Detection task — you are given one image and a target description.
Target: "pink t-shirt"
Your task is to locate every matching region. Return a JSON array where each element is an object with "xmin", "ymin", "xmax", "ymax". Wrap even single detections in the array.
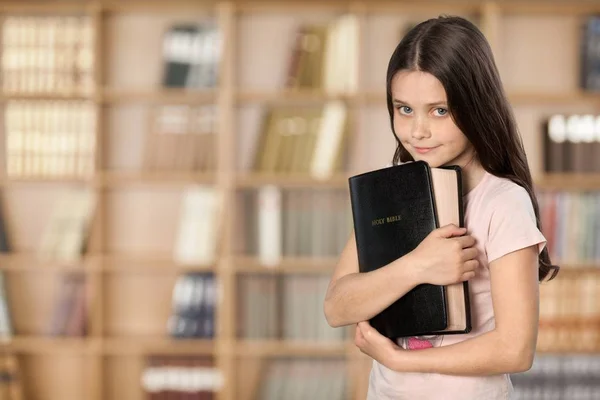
[{"xmin": 367, "ymin": 170, "xmax": 547, "ymax": 400}]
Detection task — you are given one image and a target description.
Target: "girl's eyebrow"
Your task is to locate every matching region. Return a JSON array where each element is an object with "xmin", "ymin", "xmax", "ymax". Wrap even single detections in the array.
[{"xmin": 392, "ymin": 98, "xmax": 448, "ymax": 107}]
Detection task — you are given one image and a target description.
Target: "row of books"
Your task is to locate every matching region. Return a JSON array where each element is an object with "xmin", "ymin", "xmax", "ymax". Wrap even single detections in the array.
[
  {"xmin": 538, "ymin": 273, "xmax": 599, "ymax": 353},
  {"xmin": 543, "ymin": 114, "xmax": 600, "ymax": 173},
  {"xmin": 581, "ymin": 16, "xmax": 600, "ymax": 92},
  {"xmin": 142, "ymin": 355, "xmax": 220, "ymax": 400},
  {"xmin": 0, "ymin": 354, "xmax": 22, "ymax": 400},
  {"xmin": 145, "ymin": 105, "xmax": 217, "ymax": 172},
  {"xmin": 512, "ymin": 354, "xmax": 600, "ymax": 400},
  {"xmin": 286, "ymin": 15, "xmax": 358, "ymax": 94},
  {"xmin": 237, "ymin": 274, "xmax": 347, "ymax": 341},
  {"xmin": 4, "ymin": 100, "xmax": 97, "ymax": 179},
  {"xmin": 0, "ymin": 272, "xmax": 87, "ymax": 340},
  {"xmin": 168, "ymin": 273, "xmax": 217, "ymax": 339},
  {"xmin": 0, "ymin": 185, "xmax": 219, "ymax": 266},
  {"xmin": 538, "ymin": 191, "xmax": 600, "ymax": 264},
  {"xmin": 162, "ymin": 23, "xmax": 221, "ymax": 89},
  {"xmin": 257, "ymin": 358, "xmax": 346, "ymax": 400},
  {"xmin": 46, "ymin": 272, "xmax": 87, "ymax": 337},
  {"xmin": 1, "ymin": 16, "xmax": 94, "ymax": 95},
  {"xmin": 241, "ymin": 187, "xmax": 352, "ymax": 265},
  {"xmin": 252, "ymin": 102, "xmax": 348, "ymax": 179}
]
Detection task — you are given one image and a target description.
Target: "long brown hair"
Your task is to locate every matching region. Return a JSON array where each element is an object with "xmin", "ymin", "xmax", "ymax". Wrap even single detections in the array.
[{"xmin": 386, "ymin": 15, "xmax": 558, "ymax": 282}]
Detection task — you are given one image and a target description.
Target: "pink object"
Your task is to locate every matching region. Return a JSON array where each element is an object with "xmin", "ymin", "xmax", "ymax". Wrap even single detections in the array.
[{"xmin": 407, "ymin": 337, "xmax": 433, "ymax": 350}]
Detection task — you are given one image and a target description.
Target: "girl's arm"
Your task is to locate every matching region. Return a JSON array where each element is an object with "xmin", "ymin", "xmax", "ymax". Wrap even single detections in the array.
[
  {"xmin": 324, "ymin": 233, "xmax": 421, "ymax": 327},
  {"xmin": 325, "ymin": 224, "xmax": 478, "ymax": 327},
  {"xmin": 360, "ymin": 244, "xmax": 539, "ymax": 375}
]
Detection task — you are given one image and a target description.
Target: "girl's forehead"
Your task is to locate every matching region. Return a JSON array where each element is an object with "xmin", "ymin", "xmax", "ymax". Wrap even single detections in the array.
[{"xmin": 391, "ymin": 71, "xmax": 447, "ymax": 103}]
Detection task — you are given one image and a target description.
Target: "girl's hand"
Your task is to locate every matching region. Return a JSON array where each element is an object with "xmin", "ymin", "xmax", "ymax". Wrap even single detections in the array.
[
  {"xmin": 406, "ymin": 224, "xmax": 479, "ymax": 285},
  {"xmin": 355, "ymin": 321, "xmax": 403, "ymax": 370}
]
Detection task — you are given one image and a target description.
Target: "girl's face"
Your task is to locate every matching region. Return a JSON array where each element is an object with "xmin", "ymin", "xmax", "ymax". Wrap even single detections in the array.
[{"xmin": 391, "ymin": 70, "xmax": 475, "ymax": 168}]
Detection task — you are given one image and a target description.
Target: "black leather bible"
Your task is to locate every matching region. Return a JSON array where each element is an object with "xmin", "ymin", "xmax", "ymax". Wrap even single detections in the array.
[{"xmin": 348, "ymin": 160, "xmax": 471, "ymax": 339}]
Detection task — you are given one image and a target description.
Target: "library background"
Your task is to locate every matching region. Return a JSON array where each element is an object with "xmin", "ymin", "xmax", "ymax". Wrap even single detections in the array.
[{"xmin": 0, "ymin": 0, "xmax": 597, "ymax": 399}]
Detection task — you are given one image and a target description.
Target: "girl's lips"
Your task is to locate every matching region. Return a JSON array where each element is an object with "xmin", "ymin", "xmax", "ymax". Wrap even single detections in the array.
[{"xmin": 413, "ymin": 146, "xmax": 438, "ymax": 154}]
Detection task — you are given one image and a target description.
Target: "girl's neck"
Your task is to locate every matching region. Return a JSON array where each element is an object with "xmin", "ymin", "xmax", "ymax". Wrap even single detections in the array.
[{"xmin": 458, "ymin": 153, "xmax": 486, "ymax": 196}]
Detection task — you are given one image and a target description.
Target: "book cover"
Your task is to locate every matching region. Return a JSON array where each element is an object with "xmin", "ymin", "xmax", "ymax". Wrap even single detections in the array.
[{"xmin": 348, "ymin": 160, "xmax": 471, "ymax": 338}]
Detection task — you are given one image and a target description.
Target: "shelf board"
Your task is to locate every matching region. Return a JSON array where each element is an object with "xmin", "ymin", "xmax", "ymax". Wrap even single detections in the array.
[
  {"xmin": 553, "ymin": 264, "xmax": 600, "ymax": 274},
  {"xmin": 101, "ymin": 88, "xmax": 217, "ymax": 104},
  {"xmin": 0, "ymin": 336, "xmax": 100, "ymax": 354},
  {"xmin": 0, "ymin": 176, "xmax": 99, "ymax": 187},
  {"xmin": 101, "ymin": 254, "xmax": 215, "ymax": 273},
  {"xmin": 0, "ymin": 92, "xmax": 99, "ymax": 102},
  {"xmin": 236, "ymin": 173, "xmax": 349, "ymax": 189},
  {"xmin": 101, "ymin": 0, "xmax": 216, "ymax": 13},
  {"xmin": 0, "ymin": 253, "xmax": 102, "ymax": 273},
  {"xmin": 235, "ymin": 340, "xmax": 349, "ymax": 357},
  {"xmin": 237, "ymin": 89, "xmax": 355, "ymax": 104},
  {"xmin": 534, "ymin": 174, "xmax": 600, "ymax": 191},
  {"xmin": 234, "ymin": 256, "xmax": 337, "ymax": 274},
  {"xmin": 100, "ymin": 171, "xmax": 216, "ymax": 187},
  {"xmin": 0, "ymin": 2, "xmax": 98, "ymax": 13},
  {"xmin": 102, "ymin": 337, "xmax": 215, "ymax": 355}
]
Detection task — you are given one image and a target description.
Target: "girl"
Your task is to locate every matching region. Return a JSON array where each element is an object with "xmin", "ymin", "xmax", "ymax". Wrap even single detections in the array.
[{"xmin": 324, "ymin": 15, "xmax": 559, "ymax": 399}]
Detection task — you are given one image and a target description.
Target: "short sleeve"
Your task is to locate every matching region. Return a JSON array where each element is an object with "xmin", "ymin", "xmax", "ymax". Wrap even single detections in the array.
[{"xmin": 485, "ymin": 187, "xmax": 547, "ymax": 264}]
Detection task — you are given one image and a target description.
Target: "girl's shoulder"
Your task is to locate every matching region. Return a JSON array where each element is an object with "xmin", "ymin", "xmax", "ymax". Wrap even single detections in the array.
[
  {"xmin": 476, "ymin": 173, "xmax": 537, "ymax": 223},
  {"xmin": 481, "ymin": 173, "xmax": 531, "ymax": 205}
]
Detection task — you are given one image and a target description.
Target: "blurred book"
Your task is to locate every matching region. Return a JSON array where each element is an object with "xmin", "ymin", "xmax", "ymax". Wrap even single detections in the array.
[
  {"xmin": 46, "ymin": 272, "xmax": 87, "ymax": 337},
  {"xmin": 142, "ymin": 355, "xmax": 222, "ymax": 399},
  {"xmin": 241, "ymin": 188, "xmax": 352, "ymax": 260},
  {"xmin": 1, "ymin": 16, "xmax": 94, "ymax": 95},
  {"xmin": 161, "ymin": 23, "xmax": 221, "ymax": 89},
  {"xmin": 237, "ymin": 274, "xmax": 348, "ymax": 342},
  {"xmin": 256, "ymin": 358, "xmax": 346, "ymax": 400},
  {"xmin": 167, "ymin": 272, "xmax": 217, "ymax": 339},
  {"xmin": 5, "ymin": 100, "xmax": 97, "ymax": 179},
  {"xmin": 0, "ymin": 353, "xmax": 23, "ymax": 400},
  {"xmin": 252, "ymin": 102, "xmax": 348, "ymax": 179},
  {"xmin": 173, "ymin": 185, "xmax": 222, "ymax": 266},
  {"xmin": 38, "ymin": 188, "xmax": 96, "ymax": 263},
  {"xmin": 511, "ymin": 354, "xmax": 600, "ymax": 400},
  {"xmin": 543, "ymin": 114, "xmax": 600, "ymax": 173},
  {"xmin": 144, "ymin": 104, "xmax": 217, "ymax": 172},
  {"xmin": 286, "ymin": 15, "xmax": 358, "ymax": 94}
]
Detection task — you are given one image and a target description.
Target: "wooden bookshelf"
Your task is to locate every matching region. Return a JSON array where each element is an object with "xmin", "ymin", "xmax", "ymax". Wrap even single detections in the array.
[{"xmin": 0, "ymin": 1, "xmax": 598, "ymax": 400}]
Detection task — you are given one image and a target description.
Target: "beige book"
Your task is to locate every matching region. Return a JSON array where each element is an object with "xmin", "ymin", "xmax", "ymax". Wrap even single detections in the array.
[{"xmin": 429, "ymin": 168, "xmax": 469, "ymax": 333}]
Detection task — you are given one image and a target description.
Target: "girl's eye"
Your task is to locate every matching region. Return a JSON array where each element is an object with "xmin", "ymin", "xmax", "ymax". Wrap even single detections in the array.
[
  {"xmin": 434, "ymin": 108, "xmax": 448, "ymax": 116},
  {"xmin": 398, "ymin": 106, "xmax": 412, "ymax": 115}
]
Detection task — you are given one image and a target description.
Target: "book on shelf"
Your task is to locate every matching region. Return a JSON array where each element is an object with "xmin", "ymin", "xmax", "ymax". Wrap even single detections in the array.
[
  {"xmin": 173, "ymin": 185, "xmax": 222, "ymax": 266},
  {"xmin": 144, "ymin": 104, "xmax": 217, "ymax": 172},
  {"xmin": 161, "ymin": 22, "xmax": 221, "ymax": 89},
  {"xmin": 242, "ymin": 188, "xmax": 352, "ymax": 261},
  {"xmin": 256, "ymin": 358, "xmax": 346, "ymax": 400},
  {"xmin": 252, "ymin": 102, "xmax": 348, "ymax": 179},
  {"xmin": 511, "ymin": 354, "xmax": 600, "ymax": 400},
  {"xmin": 1, "ymin": 15, "xmax": 94, "ymax": 95},
  {"xmin": 285, "ymin": 14, "xmax": 358, "ymax": 94},
  {"xmin": 0, "ymin": 271, "xmax": 13, "ymax": 341},
  {"xmin": 543, "ymin": 114, "xmax": 600, "ymax": 173},
  {"xmin": 237, "ymin": 274, "xmax": 347, "ymax": 342},
  {"xmin": 46, "ymin": 272, "xmax": 87, "ymax": 337},
  {"xmin": 581, "ymin": 16, "xmax": 600, "ymax": 92},
  {"xmin": 4, "ymin": 100, "xmax": 97, "ymax": 179},
  {"xmin": 348, "ymin": 161, "xmax": 471, "ymax": 338},
  {"xmin": 142, "ymin": 355, "xmax": 221, "ymax": 400},
  {"xmin": 537, "ymin": 272, "xmax": 599, "ymax": 353},
  {"xmin": 538, "ymin": 190, "xmax": 600, "ymax": 264},
  {"xmin": 38, "ymin": 188, "xmax": 97, "ymax": 263},
  {"xmin": 0, "ymin": 353, "xmax": 23, "ymax": 400},
  {"xmin": 167, "ymin": 272, "xmax": 217, "ymax": 339}
]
